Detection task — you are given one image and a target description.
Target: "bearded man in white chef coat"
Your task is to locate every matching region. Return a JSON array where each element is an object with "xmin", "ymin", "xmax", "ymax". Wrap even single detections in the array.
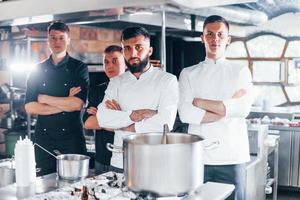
[
  {"xmin": 178, "ymin": 15, "xmax": 253, "ymax": 200},
  {"xmin": 96, "ymin": 26, "xmax": 179, "ymax": 172}
]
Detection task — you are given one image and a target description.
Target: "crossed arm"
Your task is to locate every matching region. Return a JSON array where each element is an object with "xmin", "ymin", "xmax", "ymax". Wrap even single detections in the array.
[
  {"xmin": 85, "ymin": 99, "xmax": 157, "ymax": 132},
  {"xmin": 25, "ymin": 87, "xmax": 84, "ymax": 115},
  {"xmin": 192, "ymin": 89, "xmax": 246, "ymax": 123}
]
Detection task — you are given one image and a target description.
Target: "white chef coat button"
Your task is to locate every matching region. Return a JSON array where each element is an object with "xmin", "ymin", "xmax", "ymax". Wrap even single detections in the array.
[
  {"xmin": 43, "ymin": 128, "xmax": 47, "ymax": 131},
  {"xmin": 62, "ymin": 112, "xmax": 65, "ymax": 115},
  {"xmin": 43, "ymin": 83, "xmax": 46, "ymax": 86},
  {"xmin": 64, "ymin": 83, "xmax": 67, "ymax": 86},
  {"xmin": 62, "ymin": 128, "xmax": 66, "ymax": 131}
]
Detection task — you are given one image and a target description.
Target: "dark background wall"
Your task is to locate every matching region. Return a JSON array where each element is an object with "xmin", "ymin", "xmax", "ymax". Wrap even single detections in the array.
[
  {"xmin": 89, "ymin": 34, "xmax": 206, "ymax": 87},
  {"xmin": 166, "ymin": 37, "xmax": 205, "ymax": 78}
]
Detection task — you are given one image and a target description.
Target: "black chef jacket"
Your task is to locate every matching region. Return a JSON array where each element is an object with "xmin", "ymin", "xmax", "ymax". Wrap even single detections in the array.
[
  {"xmin": 25, "ymin": 54, "xmax": 89, "ymax": 176},
  {"xmin": 83, "ymin": 82, "xmax": 114, "ymax": 166}
]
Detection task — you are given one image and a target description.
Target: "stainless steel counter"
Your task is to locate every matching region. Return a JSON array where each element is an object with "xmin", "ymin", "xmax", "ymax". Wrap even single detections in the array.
[
  {"xmin": 0, "ymin": 173, "xmax": 77, "ymax": 199},
  {"xmin": 0, "ymin": 172, "xmax": 234, "ymax": 200}
]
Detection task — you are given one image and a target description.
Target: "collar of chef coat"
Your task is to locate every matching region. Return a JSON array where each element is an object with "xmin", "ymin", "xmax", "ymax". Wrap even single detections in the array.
[
  {"xmin": 46, "ymin": 53, "xmax": 70, "ymax": 68},
  {"xmin": 203, "ymin": 56, "xmax": 226, "ymax": 65},
  {"xmin": 128, "ymin": 64, "xmax": 154, "ymax": 80}
]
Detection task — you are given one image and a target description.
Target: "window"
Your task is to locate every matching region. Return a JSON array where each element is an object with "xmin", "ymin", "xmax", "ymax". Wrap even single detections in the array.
[
  {"xmin": 247, "ymin": 35, "xmax": 285, "ymax": 57},
  {"xmin": 252, "ymin": 61, "xmax": 282, "ymax": 82},
  {"xmin": 288, "ymin": 60, "xmax": 300, "ymax": 84},
  {"xmin": 285, "ymin": 41, "xmax": 300, "ymax": 57},
  {"xmin": 226, "ymin": 34, "xmax": 300, "ymax": 107}
]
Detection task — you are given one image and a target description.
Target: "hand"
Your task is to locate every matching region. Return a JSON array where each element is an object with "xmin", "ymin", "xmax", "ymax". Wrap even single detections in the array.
[
  {"xmin": 105, "ymin": 99, "xmax": 121, "ymax": 110},
  {"xmin": 138, "ymin": 109, "xmax": 157, "ymax": 118},
  {"xmin": 69, "ymin": 87, "xmax": 81, "ymax": 96},
  {"xmin": 129, "ymin": 109, "xmax": 157, "ymax": 122},
  {"xmin": 192, "ymin": 98, "xmax": 202, "ymax": 108},
  {"xmin": 87, "ymin": 107, "xmax": 97, "ymax": 115},
  {"xmin": 121, "ymin": 124, "xmax": 136, "ymax": 132},
  {"xmin": 232, "ymin": 89, "xmax": 246, "ymax": 98}
]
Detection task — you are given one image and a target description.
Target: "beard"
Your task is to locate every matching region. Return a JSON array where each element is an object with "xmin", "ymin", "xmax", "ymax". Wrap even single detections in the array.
[{"xmin": 125, "ymin": 56, "xmax": 149, "ymax": 74}]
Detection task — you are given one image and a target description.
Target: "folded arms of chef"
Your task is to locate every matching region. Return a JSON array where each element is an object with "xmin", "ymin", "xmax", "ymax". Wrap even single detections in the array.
[
  {"xmin": 134, "ymin": 77, "xmax": 178, "ymax": 133},
  {"xmin": 25, "ymin": 65, "xmax": 89, "ymax": 115},
  {"xmin": 178, "ymin": 67, "xmax": 253, "ymax": 124},
  {"xmin": 97, "ymin": 76, "xmax": 179, "ymax": 133},
  {"xmin": 222, "ymin": 67, "xmax": 254, "ymax": 118}
]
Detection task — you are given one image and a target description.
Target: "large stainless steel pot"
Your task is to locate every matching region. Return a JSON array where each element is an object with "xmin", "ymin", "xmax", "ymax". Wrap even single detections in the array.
[
  {"xmin": 108, "ymin": 133, "xmax": 213, "ymax": 196},
  {"xmin": 0, "ymin": 158, "xmax": 15, "ymax": 187},
  {"xmin": 34, "ymin": 144, "xmax": 90, "ymax": 180}
]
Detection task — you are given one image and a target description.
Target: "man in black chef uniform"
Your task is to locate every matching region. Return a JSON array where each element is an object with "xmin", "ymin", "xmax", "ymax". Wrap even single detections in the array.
[
  {"xmin": 83, "ymin": 45, "xmax": 126, "ymax": 174},
  {"xmin": 25, "ymin": 21, "xmax": 89, "ymax": 176}
]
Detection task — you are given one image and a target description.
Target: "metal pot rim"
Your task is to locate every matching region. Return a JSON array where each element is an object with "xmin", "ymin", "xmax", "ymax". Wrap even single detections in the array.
[
  {"xmin": 56, "ymin": 154, "xmax": 90, "ymax": 161},
  {"xmin": 123, "ymin": 132, "xmax": 204, "ymax": 146}
]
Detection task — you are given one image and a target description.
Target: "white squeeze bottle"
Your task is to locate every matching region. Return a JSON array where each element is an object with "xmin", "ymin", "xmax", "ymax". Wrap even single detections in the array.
[{"xmin": 15, "ymin": 136, "xmax": 36, "ymax": 187}]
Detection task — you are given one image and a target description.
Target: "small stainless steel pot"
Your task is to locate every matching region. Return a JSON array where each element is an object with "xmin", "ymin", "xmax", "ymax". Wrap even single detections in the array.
[
  {"xmin": 34, "ymin": 144, "xmax": 90, "ymax": 180},
  {"xmin": 56, "ymin": 154, "xmax": 90, "ymax": 180},
  {"xmin": 0, "ymin": 158, "xmax": 15, "ymax": 187},
  {"xmin": 107, "ymin": 133, "xmax": 217, "ymax": 196}
]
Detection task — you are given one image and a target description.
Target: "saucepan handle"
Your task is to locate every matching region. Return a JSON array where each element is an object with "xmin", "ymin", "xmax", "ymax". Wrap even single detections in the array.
[
  {"xmin": 34, "ymin": 143, "xmax": 57, "ymax": 158},
  {"xmin": 106, "ymin": 143, "xmax": 123, "ymax": 153},
  {"xmin": 203, "ymin": 140, "xmax": 220, "ymax": 150}
]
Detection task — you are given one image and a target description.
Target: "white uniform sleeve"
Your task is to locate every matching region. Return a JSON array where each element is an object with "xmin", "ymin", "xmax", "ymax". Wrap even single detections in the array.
[
  {"xmin": 135, "ymin": 75, "xmax": 179, "ymax": 133},
  {"xmin": 223, "ymin": 67, "xmax": 254, "ymax": 118},
  {"xmin": 178, "ymin": 69, "xmax": 206, "ymax": 124},
  {"xmin": 97, "ymin": 78, "xmax": 134, "ymax": 129}
]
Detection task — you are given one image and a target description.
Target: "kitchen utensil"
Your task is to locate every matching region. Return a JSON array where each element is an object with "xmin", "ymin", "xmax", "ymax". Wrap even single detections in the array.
[
  {"xmin": 0, "ymin": 158, "xmax": 15, "ymax": 187},
  {"xmin": 107, "ymin": 132, "xmax": 216, "ymax": 196},
  {"xmin": 161, "ymin": 124, "xmax": 169, "ymax": 144},
  {"xmin": 34, "ymin": 143, "xmax": 90, "ymax": 180}
]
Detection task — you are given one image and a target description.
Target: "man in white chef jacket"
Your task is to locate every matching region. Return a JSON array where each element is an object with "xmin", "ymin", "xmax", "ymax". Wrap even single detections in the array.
[
  {"xmin": 97, "ymin": 26, "xmax": 179, "ymax": 172},
  {"xmin": 178, "ymin": 15, "xmax": 253, "ymax": 200}
]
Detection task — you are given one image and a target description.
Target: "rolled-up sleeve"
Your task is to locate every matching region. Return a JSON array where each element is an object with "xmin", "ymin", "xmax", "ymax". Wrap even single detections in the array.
[
  {"xmin": 97, "ymin": 79, "xmax": 134, "ymax": 129},
  {"xmin": 178, "ymin": 69, "xmax": 206, "ymax": 125},
  {"xmin": 135, "ymin": 76, "xmax": 179, "ymax": 133},
  {"xmin": 223, "ymin": 67, "xmax": 254, "ymax": 118}
]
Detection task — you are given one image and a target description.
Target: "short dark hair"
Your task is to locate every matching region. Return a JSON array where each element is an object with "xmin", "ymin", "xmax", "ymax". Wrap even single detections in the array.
[
  {"xmin": 203, "ymin": 15, "xmax": 229, "ymax": 31},
  {"xmin": 121, "ymin": 26, "xmax": 150, "ymax": 41},
  {"xmin": 104, "ymin": 45, "xmax": 122, "ymax": 54},
  {"xmin": 48, "ymin": 21, "xmax": 70, "ymax": 34}
]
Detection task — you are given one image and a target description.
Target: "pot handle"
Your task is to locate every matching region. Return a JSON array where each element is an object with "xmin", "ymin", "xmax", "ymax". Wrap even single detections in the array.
[
  {"xmin": 106, "ymin": 143, "xmax": 123, "ymax": 153},
  {"xmin": 204, "ymin": 140, "xmax": 220, "ymax": 150},
  {"xmin": 34, "ymin": 143, "xmax": 57, "ymax": 159}
]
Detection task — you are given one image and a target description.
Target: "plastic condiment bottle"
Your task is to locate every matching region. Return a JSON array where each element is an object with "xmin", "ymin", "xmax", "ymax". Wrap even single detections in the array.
[{"xmin": 15, "ymin": 136, "xmax": 36, "ymax": 187}]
